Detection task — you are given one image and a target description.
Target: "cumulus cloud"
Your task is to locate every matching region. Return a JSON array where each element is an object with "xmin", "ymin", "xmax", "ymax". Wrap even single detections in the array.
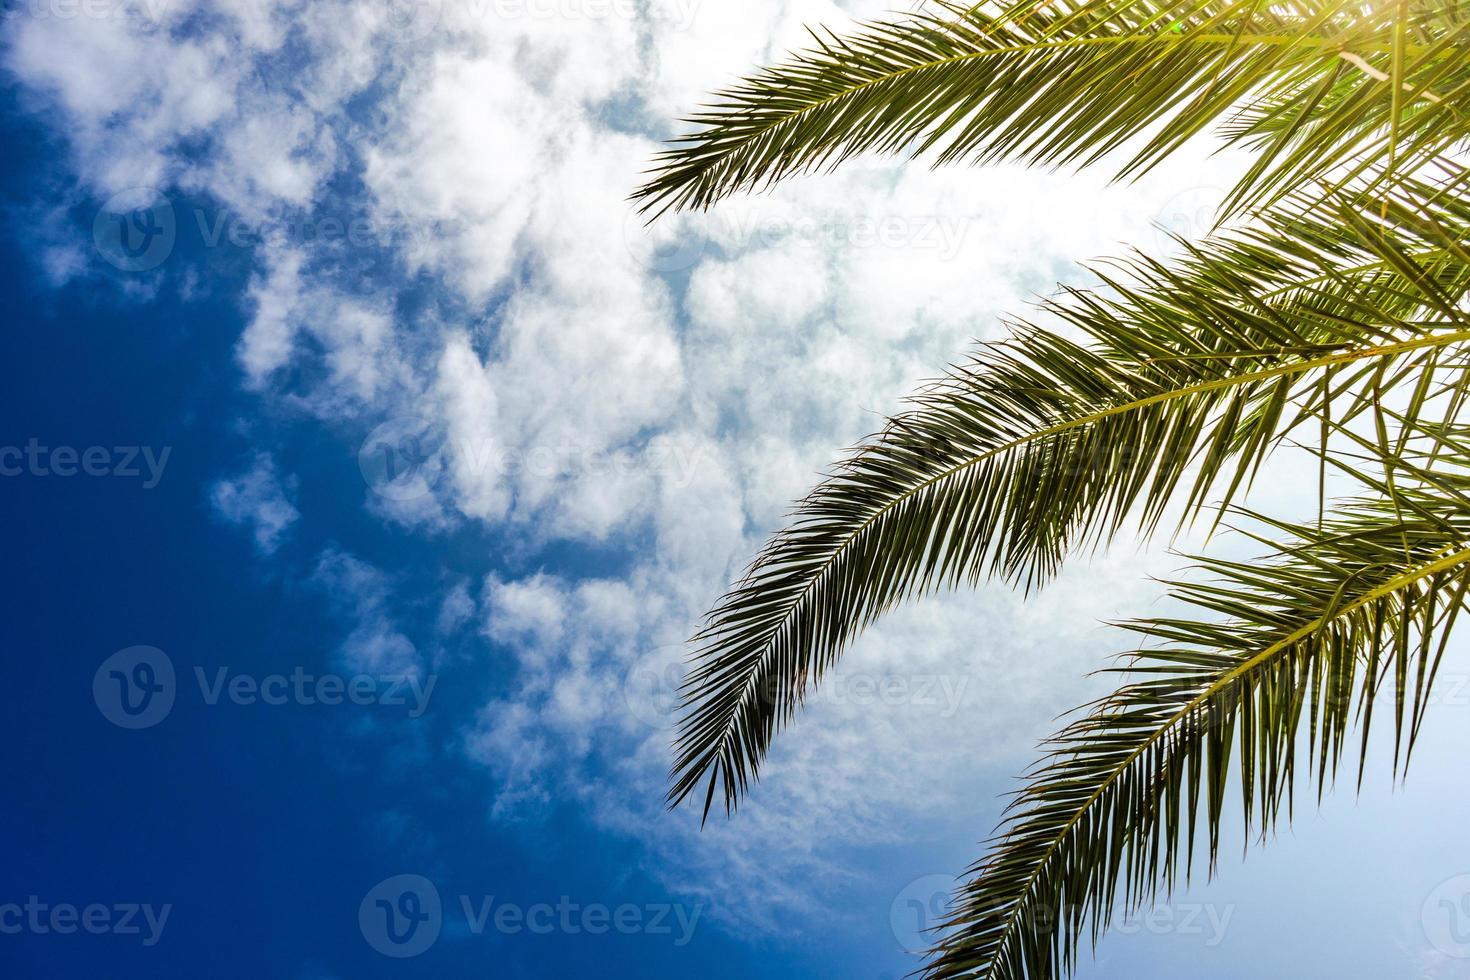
[{"xmin": 6, "ymin": 0, "xmax": 1266, "ymax": 938}]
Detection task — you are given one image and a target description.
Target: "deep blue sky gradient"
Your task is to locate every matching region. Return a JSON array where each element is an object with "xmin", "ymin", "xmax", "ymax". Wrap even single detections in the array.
[{"xmin": 4, "ymin": 35, "xmax": 1470, "ymax": 980}]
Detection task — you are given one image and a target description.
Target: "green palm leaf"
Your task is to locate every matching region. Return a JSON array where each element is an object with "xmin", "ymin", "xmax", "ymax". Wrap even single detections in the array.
[
  {"xmin": 633, "ymin": 0, "xmax": 1470, "ymax": 218},
  {"xmin": 671, "ymin": 179, "xmax": 1470, "ymax": 820},
  {"xmin": 926, "ymin": 439, "xmax": 1470, "ymax": 979}
]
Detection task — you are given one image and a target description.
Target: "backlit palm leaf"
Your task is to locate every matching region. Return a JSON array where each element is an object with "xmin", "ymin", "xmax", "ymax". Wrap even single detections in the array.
[
  {"xmin": 644, "ymin": 1, "xmax": 1470, "ymax": 977},
  {"xmin": 633, "ymin": 0, "xmax": 1470, "ymax": 218},
  {"xmin": 926, "ymin": 439, "xmax": 1470, "ymax": 978},
  {"xmin": 671, "ymin": 179, "xmax": 1470, "ymax": 820}
]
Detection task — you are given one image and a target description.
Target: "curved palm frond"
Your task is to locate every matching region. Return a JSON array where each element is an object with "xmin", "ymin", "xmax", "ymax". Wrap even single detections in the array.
[
  {"xmin": 633, "ymin": 0, "xmax": 1470, "ymax": 218},
  {"xmin": 671, "ymin": 179, "xmax": 1470, "ymax": 820},
  {"xmin": 926, "ymin": 436, "xmax": 1470, "ymax": 979}
]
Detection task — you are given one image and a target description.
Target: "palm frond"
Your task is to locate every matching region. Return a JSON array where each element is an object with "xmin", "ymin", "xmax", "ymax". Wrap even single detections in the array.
[
  {"xmin": 926, "ymin": 440, "xmax": 1470, "ymax": 979},
  {"xmin": 670, "ymin": 180, "xmax": 1470, "ymax": 820},
  {"xmin": 633, "ymin": 0, "xmax": 1470, "ymax": 218}
]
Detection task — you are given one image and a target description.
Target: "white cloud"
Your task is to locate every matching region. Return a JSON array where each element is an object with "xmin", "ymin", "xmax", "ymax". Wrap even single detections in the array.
[
  {"xmin": 7, "ymin": 0, "xmax": 1279, "ymax": 942},
  {"xmin": 312, "ymin": 547, "xmax": 423, "ymax": 679},
  {"xmin": 363, "ymin": 50, "xmax": 543, "ymax": 302},
  {"xmin": 433, "ymin": 331, "xmax": 510, "ymax": 523},
  {"xmin": 238, "ymin": 246, "xmax": 417, "ymax": 417},
  {"xmin": 434, "ymin": 579, "xmax": 476, "ymax": 635},
  {"xmin": 210, "ymin": 451, "xmax": 300, "ymax": 554}
]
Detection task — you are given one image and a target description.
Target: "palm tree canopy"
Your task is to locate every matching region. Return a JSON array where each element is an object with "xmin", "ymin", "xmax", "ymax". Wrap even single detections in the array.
[
  {"xmin": 671, "ymin": 178, "xmax": 1470, "ymax": 823},
  {"xmin": 930, "ymin": 438, "xmax": 1470, "ymax": 979},
  {"xmin": 638, "ymin": 2, "xmax": 1470, "ymax": 978}
]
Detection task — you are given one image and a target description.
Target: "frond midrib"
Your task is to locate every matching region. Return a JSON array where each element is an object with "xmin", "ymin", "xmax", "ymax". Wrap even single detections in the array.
[
  {"xmin": 646, "ymin": 27, "xmax": 1430, "ymax": 202},
  {"xmin": 691, "ymin": 325, "xmax": 1470, "ymax": 804},
  {"xmin": 964, "ymin": 540, "xmax": 1470, "ymax": 978}
]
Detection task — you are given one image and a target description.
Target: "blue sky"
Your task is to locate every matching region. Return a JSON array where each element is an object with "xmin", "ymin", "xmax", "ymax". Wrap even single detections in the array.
[{"xmin": 3, "ymin": 3, "xmax": 1470, "ymax": 978}]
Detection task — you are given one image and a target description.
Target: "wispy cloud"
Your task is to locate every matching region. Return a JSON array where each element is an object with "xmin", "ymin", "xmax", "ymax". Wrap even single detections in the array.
[
  {"xmin": 210, "ymin": 451, "xmax": 300, "ymax": 554},
  {"xmin": 4, "ymin": 0, "xmax": 1260, "ymax": 942}
]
